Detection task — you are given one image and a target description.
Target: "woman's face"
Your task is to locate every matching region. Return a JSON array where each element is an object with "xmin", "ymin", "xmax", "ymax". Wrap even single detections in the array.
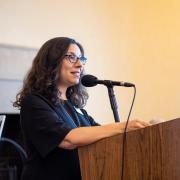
[{"xmin": 59, "ymin": 43, "xmax": 85, "ymax": 88}]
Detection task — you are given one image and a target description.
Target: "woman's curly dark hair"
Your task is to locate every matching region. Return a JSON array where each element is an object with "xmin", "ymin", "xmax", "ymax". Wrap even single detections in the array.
[{"xmin": 13, "ymin": 37, "xmax": 88, "ymax": 109}]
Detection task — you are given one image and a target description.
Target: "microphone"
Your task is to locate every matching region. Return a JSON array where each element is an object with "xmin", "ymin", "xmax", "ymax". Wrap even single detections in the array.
[{"xmin": 81, "ymin": 74, "xmax": 135, "ymax": 87}]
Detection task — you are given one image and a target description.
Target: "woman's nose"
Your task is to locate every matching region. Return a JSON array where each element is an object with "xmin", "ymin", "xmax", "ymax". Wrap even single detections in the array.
[{"xmin": 75, "ymin": 59, "xmax": 84, "ymax": 67}]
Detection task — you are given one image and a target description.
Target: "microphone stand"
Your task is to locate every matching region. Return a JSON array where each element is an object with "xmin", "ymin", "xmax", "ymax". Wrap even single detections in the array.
[{"xmin": 105, "ymin": 81, "xmax": 120, "ymax": 122}]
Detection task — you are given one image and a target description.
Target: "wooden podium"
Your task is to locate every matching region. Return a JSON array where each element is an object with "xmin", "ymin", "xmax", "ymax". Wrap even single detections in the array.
[{"xmin": 78, "ymin": 118, "xmax": 180, "ymax": 180}]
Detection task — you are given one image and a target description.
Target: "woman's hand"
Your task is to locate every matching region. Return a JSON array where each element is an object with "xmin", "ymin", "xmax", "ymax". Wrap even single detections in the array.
[{"xmin": 119, "ymin": 119, "xmax": 150, "ymax": 132}]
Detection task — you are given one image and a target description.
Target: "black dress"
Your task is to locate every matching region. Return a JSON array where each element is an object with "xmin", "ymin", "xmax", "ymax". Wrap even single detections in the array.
[{"xmin": 20, "ymin": 93, "xmax": 99, "ymax": 180}]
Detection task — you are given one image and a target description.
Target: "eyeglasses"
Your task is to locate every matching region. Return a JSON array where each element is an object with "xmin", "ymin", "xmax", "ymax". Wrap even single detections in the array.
[{"xmin": 64, "ymin": 54, "xmax": 87, "ymax": 64}]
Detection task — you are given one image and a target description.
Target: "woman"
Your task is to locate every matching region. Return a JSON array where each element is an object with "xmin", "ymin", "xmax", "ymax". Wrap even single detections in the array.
[{"xmin": 14, "ymin": 37, "xmax": 149, "ymax": 180}]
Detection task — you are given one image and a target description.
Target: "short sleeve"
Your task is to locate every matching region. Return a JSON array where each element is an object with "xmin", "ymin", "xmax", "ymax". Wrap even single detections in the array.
[{"xmin": 21, "ymin": 94, "xmax": 72, "ymax": 158}]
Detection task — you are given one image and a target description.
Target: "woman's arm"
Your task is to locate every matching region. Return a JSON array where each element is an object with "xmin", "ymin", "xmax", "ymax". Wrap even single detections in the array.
[{"xmin": 59, "ymin": 120, "xmax": 149, "ymax": 149}]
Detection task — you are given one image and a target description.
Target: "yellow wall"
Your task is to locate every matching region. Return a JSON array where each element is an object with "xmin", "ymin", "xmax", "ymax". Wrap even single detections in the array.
[
  {"xmin": 0, "ymin": 0, "xmax": 180, "ymax": 123},
  {"xmin": 124, "ymin": 0, "xmax": 180, "ymax": 121}
]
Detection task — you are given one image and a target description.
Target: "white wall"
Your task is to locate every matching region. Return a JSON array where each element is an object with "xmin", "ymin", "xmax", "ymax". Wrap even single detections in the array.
[{"xmin": 0, "ymin": 0, "xmax": 180, "ymax": 124}]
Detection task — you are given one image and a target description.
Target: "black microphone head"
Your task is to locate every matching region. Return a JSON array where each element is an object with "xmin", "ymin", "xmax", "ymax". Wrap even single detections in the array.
[{"xmin": 81, "ymin": 75, "xmax": 98, "ymax": 87}]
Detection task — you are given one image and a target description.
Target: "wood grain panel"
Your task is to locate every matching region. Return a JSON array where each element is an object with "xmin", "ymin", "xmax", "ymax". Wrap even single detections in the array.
[{"xmin": 78, "ymin": 118, "xmax": 180, "ymax": 180}]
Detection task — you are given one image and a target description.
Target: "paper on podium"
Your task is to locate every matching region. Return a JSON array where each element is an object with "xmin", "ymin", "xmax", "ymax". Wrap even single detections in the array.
[{"xmin": 149, "ymin": 117, "xmax": 165, "ymax": 125}]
